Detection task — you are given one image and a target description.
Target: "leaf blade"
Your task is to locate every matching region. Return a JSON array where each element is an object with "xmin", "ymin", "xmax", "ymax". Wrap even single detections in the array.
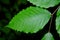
[
  {"xmin": 56, "ymin": 7, "xmax": 60, "ymax": 36},
  {"xmin": 7, "ymin": 6, "xmax": 51, "ymax": 33},
  {"xmin": 28, "ymin": 0, "xmax": 60, "ymax": 8},
  {"xmin": 41, "ymin": 32, "xmax": 54, "ymax": 40}
]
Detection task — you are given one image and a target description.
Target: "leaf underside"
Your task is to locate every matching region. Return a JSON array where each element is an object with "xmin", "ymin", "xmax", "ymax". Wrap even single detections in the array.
[
  {"xmin": 41, "ymin": 32, "xmax": 54, "ymax": 40},
  {"xmin": 56, "ymin": 7, "xmax": 60, "ymax": 36},
  {"xmin": 28, "ymin": 0, "xmax": 60, "ymax": 8},
  {"xmin": 7, "ymin": 6, "xmax": 51, "ymax": 33}
]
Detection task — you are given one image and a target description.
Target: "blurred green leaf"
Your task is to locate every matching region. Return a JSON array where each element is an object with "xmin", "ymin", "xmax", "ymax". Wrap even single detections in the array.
[
  {"xmin": 5, "ymin": 13, "xmax": 11, "ymax": 20},
  {"xmin": 13, "ymin": 3, "xmax": 19, "ymax": 11},
  {"xmin": 8, "ymin": 33, "xmax": 15, "ymax": 40},
  {"xmin": 0, "ymin": 38, "xmax": 5, "ymax": 40},
  {"xmin": 28, "ymin": 0, "xmax": 60, "ymax": 8},
  {"xmin": 1, "ymin": 27, "xmax": 10, "ymax": 35},
  {"xmin": 0, "ymin": 0, "xmax": 10, "ymax": 4},
  {"xmin": 19, "ymin": 0, "xmax": 27, "ymax": 4},
  {"xmin": 56, "ymin": 7, "xmax": 60, "ymax": 36},
  {"xmin": 2, "ymin": 7, "xmax": 8, "ymax": 12},
  {"xmin": 2, "ymin": 7, "xmax": 11, "ymax": 20},
  {"xmin": 41, "ymin": 32, "xmax": 54, "ymax": 40}
]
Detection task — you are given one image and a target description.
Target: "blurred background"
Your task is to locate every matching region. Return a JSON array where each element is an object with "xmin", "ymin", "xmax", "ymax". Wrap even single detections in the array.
[{"xmin": 0, "ymin": 0, "xmax": 60, "ymax": 40}]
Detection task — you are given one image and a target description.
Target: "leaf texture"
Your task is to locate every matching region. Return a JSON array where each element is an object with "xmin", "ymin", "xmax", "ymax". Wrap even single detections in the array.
[
  {"xmin": 56, "ymin": 7, "xmax": 60, "ymax": 36},
  {"xmin": 28, "ymin": 0, "xmax": 60, "ymax": 8},
  {"xmin": 41, "ymin": 32, "xmax": 54, "ymax": 40},
  {"xmin": 7, "ymin": 6, "xmax": 51, "ymax": 33}
]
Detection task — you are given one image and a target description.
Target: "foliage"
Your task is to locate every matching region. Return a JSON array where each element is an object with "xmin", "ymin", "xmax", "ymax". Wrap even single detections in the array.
[
  {"xmin": 41, "ymin": 32, "xmax": 54, "ymax": 40},
  {"xmin": 0, "ymin": 0, "xmax": 60, "ymax": 40},
  {"xmin": 28, "ymin": 0, "xmax": 60, "ymax": 8},
  {"xmin": 56, "ymin": 7, "xmax": 60, "ymax": 36},
  {"xmin": 7, "ymin": 6, "xmax": 51, "ymax": 33},
  {"xmin": 0, "ymin": 0, "xmax": 10, "ymax": 4}
]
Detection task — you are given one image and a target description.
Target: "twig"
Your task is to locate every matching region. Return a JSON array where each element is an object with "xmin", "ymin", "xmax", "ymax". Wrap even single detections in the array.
[{"xmin": 48, "ymin": 6, "xmax": 60, "ymax": 32}]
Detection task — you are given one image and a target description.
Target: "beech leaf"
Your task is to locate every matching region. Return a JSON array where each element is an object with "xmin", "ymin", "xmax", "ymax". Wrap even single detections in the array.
[
  {"xmin": 7, "ymin": 6, "xmax": 51, "ymax": 33},
  {"xmin": 56, "ymin": 7, "xmax": 60, "ymax": 36},
  {"xmin": 28, "ymin": 0, "xmax": 60, "ymax": 8},
  {"xmin": 41, "ymin": 32, "xmax": 54, "ymax": 40}
]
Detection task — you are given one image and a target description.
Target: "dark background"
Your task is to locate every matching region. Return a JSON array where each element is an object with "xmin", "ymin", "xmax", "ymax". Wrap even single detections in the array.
[{"xmin": 0, "ymin": 0, "xmax": 60, "ymax": 40}]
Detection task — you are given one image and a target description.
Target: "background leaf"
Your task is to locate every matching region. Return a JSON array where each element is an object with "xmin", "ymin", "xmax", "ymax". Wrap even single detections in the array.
[
  {"xmin": 28, "ymin": 0, "xmax": 60, "ymax": 8},
  {"xmin": 7, "ymin": 6, "xmax": 51, "ymax": 33},
  {"xmin": 56, "ymin": 7, "xmax": 60, "ymax": 36},
  {"xmin": 41, "ymin": 32, "xmax": 54, "ymax": 40},
  {"xmin": 0, "ymin": 0, "xmax": 10, "ymax": 4},
  {"xmin": 0, "ymin": 38, "xmax": 5, "ymax": 40},
  {"xmin": 20, "ymin": 0, "xmax": 27, "ymax": 4}
]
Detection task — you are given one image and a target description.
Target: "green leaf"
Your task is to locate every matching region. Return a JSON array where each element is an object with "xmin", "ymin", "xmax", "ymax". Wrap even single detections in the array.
[
  {"xmin": 7, "ymin": 6, "xmax": 51, "ymax": 33},
  {"xmin": 41, "ymin": 32, "xmax": 54, "ymax": 40},
  {"xmin": 28, "ymin": 0, "xmax": 60, "ymax": 8},
  {"xmin": 56, "ymin": 7, "xmax": 60, "ymax": 36}
]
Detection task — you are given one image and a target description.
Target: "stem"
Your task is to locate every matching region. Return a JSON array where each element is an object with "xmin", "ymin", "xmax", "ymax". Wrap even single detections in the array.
[
  {"xmin": 48, "ymin": 6, "xmax": 60, "ymax": 32},
  {"xmin": 52, "ymin": 6, "xmax": 60, "ymax": 15}
]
